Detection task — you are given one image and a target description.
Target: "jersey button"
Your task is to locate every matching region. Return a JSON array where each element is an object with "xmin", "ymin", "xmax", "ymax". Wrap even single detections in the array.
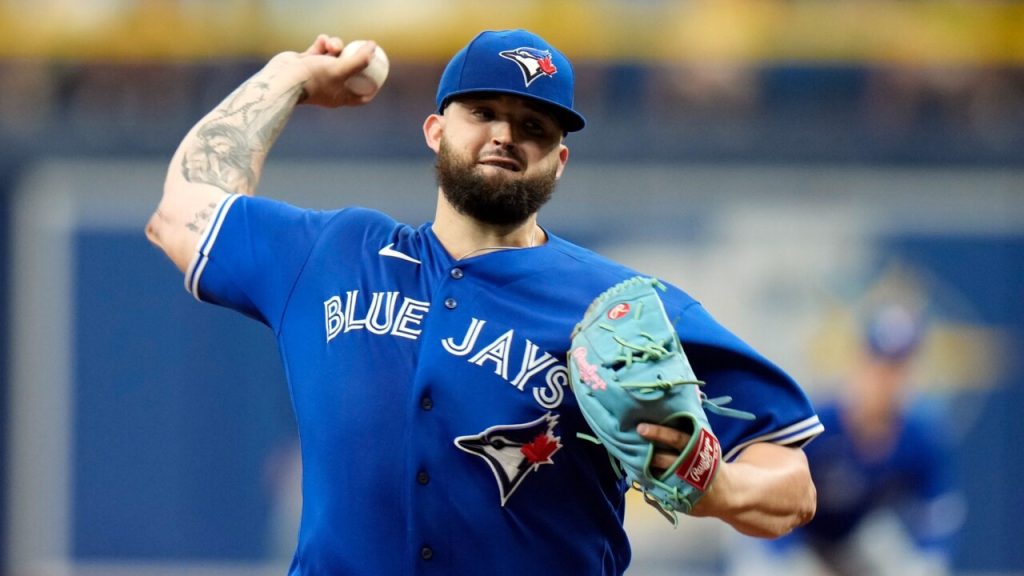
[
  {"xmin": 417, "ymin": 471, "xmax": 430, "ymax": 485},
  {"xmin": 450, "ymin": 267, "xmax": 464, "ymax": 279},
  {"xmin": 420, "ymin": 546, "xmax": 433, "ymax": 560},
  {"xmin": 420, "ymin": 396, "xmax": 433, "ymax": 411},
  {"xmin": 444, "ymin": 297, "xmax": 457, "ymax": 309}
]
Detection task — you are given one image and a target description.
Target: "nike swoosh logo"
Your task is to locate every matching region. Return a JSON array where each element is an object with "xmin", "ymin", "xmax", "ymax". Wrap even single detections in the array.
[{"xmin": 378, "ymin": 243, "xmax": 421, "ymax": 265}]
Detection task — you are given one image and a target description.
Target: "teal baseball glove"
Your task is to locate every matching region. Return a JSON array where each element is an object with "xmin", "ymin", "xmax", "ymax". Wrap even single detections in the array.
[{"xmin": 568, "ymin": 276, "xmax": 755, "ymax": 524}]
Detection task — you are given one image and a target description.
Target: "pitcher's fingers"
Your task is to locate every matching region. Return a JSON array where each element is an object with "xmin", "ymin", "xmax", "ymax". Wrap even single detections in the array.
[
  {"xmin": 649, "ymin": 449, "xmax": 680, "ymax": 475},
  {"xmin": 638, "ymin": 422, "xmax": 690, "ymax": 451},
  {"xmin": 303, "ymin": 34, "xmax": 342, "ymax": 56}
]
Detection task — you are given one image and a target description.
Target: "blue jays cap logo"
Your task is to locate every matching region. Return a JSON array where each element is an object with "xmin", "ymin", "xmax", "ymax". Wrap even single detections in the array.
[
  {"xmin": 499, "ymin": 47, "xmax": 558, "ymax": 87},
  {"xmin": 436, "ymin": 30, "xmax": 586, "ymax": 131}
]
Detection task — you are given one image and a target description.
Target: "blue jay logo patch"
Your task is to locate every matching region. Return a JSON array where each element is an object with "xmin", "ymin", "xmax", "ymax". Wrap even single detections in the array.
[
  {"xmin": 499, "ymin": 47, "xmax": 558, "ymax": 86},
  {"xmin": 454, "ymin": 412, "xmax": 562, "ymax": 505}
]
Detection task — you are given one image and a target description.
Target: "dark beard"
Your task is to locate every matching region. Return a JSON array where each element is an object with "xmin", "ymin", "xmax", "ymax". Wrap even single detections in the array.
[{"xmin": 436, "ymin": 138, "xmax": 558, "ymax": 227}]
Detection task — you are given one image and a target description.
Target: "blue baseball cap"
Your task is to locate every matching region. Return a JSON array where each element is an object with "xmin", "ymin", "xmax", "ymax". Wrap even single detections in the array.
[
  {"xmin": 865, "ymin": 304, "xmax": 925, "ymax": 362},
  {"xmin": 436, "ymin": 29, "xmax": 586, "ymax": 132}
]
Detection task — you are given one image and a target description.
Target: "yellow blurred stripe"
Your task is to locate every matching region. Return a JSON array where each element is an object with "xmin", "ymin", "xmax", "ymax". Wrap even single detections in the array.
[{"xmin": 0, "ymin": 0, "xmax": 1021, "ymax": 64}]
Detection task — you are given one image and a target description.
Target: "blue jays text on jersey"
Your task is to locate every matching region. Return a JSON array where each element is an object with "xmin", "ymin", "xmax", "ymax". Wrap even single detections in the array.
[
  {"xmin": 324, "ymin": 290, "xmax": 569, "ymax": 409},
  {"xmin": 186, "ymin": 194, "xmax": 823, "ymax": 576}
]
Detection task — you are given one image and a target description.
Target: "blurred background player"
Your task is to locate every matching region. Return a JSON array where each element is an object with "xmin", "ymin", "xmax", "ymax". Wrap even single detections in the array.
[{"xmin": 760, "ymin": 301, "xmax": 966, "ymax": 576}]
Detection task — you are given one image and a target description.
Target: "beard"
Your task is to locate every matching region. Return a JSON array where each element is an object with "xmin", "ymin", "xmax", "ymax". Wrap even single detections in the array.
[{"xmin": 435, "ymin": 137, "xmax": 559, "ymax": 227}]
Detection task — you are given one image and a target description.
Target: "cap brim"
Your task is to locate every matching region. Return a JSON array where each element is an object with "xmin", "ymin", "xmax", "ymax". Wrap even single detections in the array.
[{"xmin": 441, "ymin": 88, "xmax": 586, "ymax": 133}]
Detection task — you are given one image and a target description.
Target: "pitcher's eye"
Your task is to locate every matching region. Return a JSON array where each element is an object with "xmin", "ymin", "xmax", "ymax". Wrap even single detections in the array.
[
  {"xmin": 524, "ymin": 119, "xmax": 545, "ymax": 134},
  {"xmin": 472, "ymin": 107, "xmax": 496, "ymax": 121}
]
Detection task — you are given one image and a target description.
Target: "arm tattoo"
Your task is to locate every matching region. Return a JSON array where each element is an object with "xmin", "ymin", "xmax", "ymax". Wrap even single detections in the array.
[
  {"xmin": 185, "ymin": 201, "xmax": 219, "ymax": 235},
  {"xmin": 181, "ymin": 75, "xmax": 304, "ymax": 194}
]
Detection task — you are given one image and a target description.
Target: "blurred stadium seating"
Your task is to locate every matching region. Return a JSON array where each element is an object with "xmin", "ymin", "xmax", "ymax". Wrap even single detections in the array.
[{"xmin": 0, "ymin": 0, "xmax": 1022, "ymax": 164}]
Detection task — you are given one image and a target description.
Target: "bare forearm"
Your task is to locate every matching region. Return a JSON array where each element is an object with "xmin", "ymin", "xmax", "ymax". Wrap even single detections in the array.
[
  {"xmin": 148, "ymin": 55, "xmax": 309, "ymax": 269},
  {"xmin": 169, "ymin": 35, "xmax": 377, "ymax": 200},
  {"xmin": 146, "ymin": 35, "xmax": 382, "ymax": 271},
  {"xmin": 175, "ymin": 58, "xmax": 306, "ymax": 196},
  {"xmin": 692, "ymin": 443, "xmax": 816, "ymax": 538}
]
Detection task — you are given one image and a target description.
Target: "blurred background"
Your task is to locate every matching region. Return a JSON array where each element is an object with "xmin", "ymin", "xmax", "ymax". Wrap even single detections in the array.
[{"xmin": 2, "ymin": 1, "xmax": 1022, "ymax": 575}]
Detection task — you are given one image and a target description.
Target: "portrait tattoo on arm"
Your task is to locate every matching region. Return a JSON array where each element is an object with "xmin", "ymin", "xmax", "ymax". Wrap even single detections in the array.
[{"xmin": 180, "ymin": 75, "xmax": 304, "ymax": 195}]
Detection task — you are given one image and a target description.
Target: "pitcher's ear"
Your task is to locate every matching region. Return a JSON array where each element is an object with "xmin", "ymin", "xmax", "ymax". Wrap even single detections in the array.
[{"xmin": 423, "ymin": 114, "xmax": 444, "ymax": 152}]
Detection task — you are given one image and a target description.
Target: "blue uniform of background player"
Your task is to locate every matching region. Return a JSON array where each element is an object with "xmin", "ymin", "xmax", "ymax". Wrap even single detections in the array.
[
  {"xmin": 761, "ymin": 303, "xmax": 964, "ymax": 576},
  {"xmin": 148, "ymin": 29, "xmax": 823, "ymax": 575}
]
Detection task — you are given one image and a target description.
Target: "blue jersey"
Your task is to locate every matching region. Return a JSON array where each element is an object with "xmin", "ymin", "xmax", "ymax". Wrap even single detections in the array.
[{"xmin": 187, "ymin": 194, "xmax": 823, "ymax": 576}]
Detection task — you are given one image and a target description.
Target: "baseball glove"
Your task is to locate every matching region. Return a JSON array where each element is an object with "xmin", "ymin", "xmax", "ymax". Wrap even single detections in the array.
[{"xmin": 568, "ymin": 276, "xmax": 755, "ymax": 524}]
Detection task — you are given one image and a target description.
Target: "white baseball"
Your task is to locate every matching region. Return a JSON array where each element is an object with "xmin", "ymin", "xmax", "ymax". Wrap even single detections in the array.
[{"xmin": 341, "ymin": 40, "xmax": 389, "ymax": 96}]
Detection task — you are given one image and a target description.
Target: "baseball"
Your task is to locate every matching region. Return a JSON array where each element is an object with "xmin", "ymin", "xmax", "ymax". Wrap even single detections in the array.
[{"xmin": 341, "ymin": 40, "xmax": 389, "ymax": 96}]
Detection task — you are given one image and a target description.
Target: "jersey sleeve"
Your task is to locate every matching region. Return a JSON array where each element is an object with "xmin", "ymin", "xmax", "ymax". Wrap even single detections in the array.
[
  {"xmin": 670, "ymin": 299, "xmax": 823, "ymax": 461},
  {"xmin": 185, "ymin": 194, "xmax": 332, "ymax": 331}
]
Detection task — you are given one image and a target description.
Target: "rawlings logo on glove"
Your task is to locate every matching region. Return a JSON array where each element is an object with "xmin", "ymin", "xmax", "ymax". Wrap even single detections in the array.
[
  {"xmin": 568, "ymin": 276, "xmax": 754, "ymax": 524},
  {"xmin": 678, "ymin": 428, "xmax": 719, "ymax": 491}
]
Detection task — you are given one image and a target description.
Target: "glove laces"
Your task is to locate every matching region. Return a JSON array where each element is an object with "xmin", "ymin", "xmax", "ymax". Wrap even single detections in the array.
[{"xmin": 604, "ymin": 328, "xmax": 672, "ymax": 367}]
